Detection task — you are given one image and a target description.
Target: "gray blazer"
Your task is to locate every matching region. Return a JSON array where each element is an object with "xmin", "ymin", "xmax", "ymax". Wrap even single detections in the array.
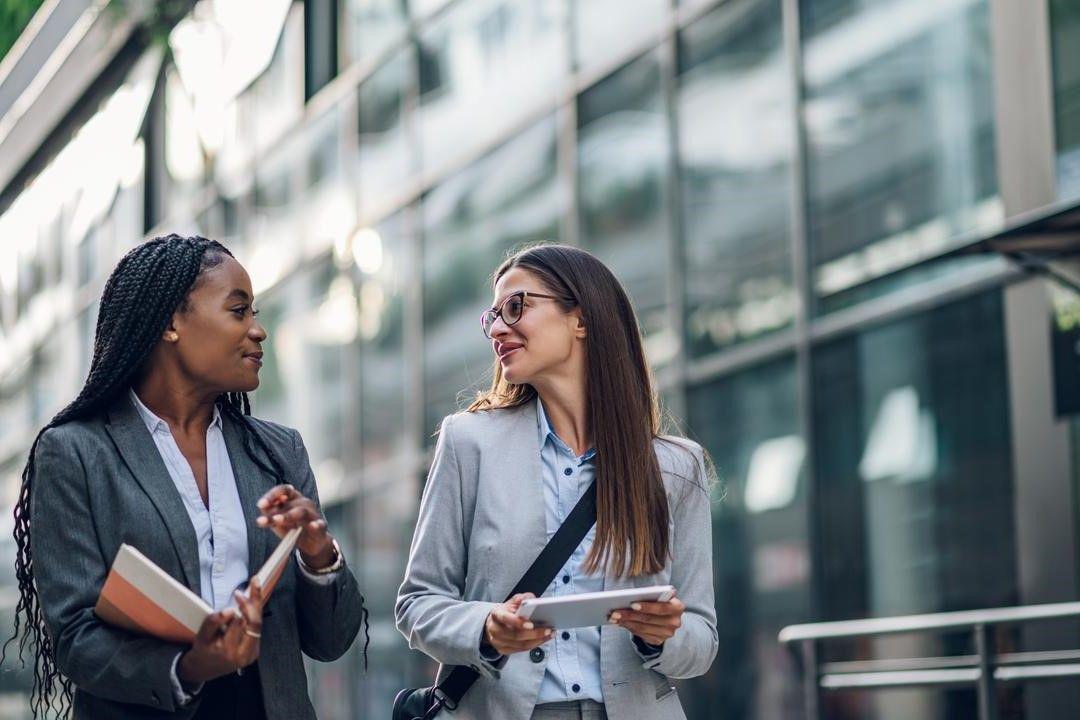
[
  {"xmin": 396, "ymin": 401, "xmax": 718, "ymax": 720},
  {"xmin": 29, "ymin": 394, "xmax": 364, "ymax": 719}
]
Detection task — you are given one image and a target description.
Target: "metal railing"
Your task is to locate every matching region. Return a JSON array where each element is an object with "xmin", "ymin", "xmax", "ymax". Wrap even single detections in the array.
[{"xmin": 778, "ymin": 601, "xmax": 1080, "ymax": 720}]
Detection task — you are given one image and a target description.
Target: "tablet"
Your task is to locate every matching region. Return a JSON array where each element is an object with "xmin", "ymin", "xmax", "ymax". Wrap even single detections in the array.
[{"xmin": 516, "ymin": 585, "xmax": 675, "ymax": 630}]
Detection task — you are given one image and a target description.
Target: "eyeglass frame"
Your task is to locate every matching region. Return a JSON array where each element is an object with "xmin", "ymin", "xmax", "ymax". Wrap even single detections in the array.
[{"xmin": 480, "ymin": 290, "xmax": 561, "ymax": 338}]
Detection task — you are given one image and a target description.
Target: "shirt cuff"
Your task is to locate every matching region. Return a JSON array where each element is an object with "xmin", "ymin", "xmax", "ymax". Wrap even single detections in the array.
[
  {"xmin": 632, "ymin": 636, "xmax": 664, "ymax": 661},
  {"xmin": 295, "ymin": 548, "xmax": 342, "ymax": 585},
  {"xmin": 478, "ymin": 629, "xmax": 507, "ymax": 672},
  {"xmin": 170, "ymin": 652, "xmax": 203, "ymax": 706}
]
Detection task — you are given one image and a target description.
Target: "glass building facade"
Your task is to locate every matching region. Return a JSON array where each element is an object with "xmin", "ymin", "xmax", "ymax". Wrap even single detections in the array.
[{"xmin": 0, "ymin": 1, "xmax": 1077, "ymax": 718}]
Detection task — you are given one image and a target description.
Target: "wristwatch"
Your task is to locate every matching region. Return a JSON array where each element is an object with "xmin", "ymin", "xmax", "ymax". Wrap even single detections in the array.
[{"xmin": 296, "ymin": 537, "xmax": 344, "ymax": 575}]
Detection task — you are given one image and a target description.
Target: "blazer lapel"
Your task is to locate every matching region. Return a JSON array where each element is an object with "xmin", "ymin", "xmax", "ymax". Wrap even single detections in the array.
[
  {"xmin": 220, "ymin": 414, "xmax": 274, "ymax": 573},
  {"xmin": 104, "ymin": 395, "xmax": 201, "ymax": 594},
  {"xmin": 493, "ymin": 400, "xmax": 549, "ymax": 594}
]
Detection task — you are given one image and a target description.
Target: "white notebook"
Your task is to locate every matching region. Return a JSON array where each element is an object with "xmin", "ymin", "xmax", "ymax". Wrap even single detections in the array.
[{"xmin": 94, "ymin": 527, "xmax": 302, "ymax": 643}]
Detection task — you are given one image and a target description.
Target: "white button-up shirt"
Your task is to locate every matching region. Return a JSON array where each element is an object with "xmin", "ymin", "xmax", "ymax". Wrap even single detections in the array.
[{"xmin": 129, "ymin": 389, "xmax": 249, "ymax": 611}]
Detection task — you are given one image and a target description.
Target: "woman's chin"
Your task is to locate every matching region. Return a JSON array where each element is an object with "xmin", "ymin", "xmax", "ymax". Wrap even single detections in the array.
[{"xmin": 501, "ymin": 365, "xmax": 526, "ymax": 385}]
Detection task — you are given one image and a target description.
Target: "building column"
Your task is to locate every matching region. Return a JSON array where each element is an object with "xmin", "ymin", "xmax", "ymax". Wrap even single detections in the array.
[{"xmin": 990, "ymin": 0, "xmax": 1079, "ymax": 716}]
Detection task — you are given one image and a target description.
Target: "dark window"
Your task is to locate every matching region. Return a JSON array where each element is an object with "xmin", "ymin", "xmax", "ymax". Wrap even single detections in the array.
[{"xmin": 305, "ymin": 0, "xmax": 339, "ymax": 100}]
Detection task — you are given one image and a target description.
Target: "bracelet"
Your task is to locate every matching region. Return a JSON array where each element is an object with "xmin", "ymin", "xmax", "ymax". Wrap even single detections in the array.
[{"xmin": 296, "ymin": 537, "xmax": 343, "ymax": 575}]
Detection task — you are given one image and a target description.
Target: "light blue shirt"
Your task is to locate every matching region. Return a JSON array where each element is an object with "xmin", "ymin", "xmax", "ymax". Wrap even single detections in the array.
[
  {"xmin": 535, "ymin": 400, "xmax": 604, "ymax": 705},
  {"xmin": 129, "ymin": 390, "xmax": 249, "ymax": 611}
]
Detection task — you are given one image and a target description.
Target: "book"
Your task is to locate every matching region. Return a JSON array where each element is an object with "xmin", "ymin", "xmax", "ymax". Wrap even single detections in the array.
[{"xmin": 94, "ymin": 527, "xmax": 303, "ymax": 643}]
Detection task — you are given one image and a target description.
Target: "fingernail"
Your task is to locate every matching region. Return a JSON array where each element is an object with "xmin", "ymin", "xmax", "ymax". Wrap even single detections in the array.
[
  {"xmin": 523, "ymin": 622, "xmax": 534, "ymax": 630},
  {"xmin": 611, "ymin": 612, "xmax": 621, "ymax": 621},
  {"xmin": 273, "ymin": 514, "xmax": 283, "ymax": 523},
  {"xmin": 257, "ymin": 499, "xmax": 267, "ymax": 509},
  {"xmin": 631, "ymin": 603, "xmax": 642, "ymax": 611},
  {"xmin": 545, "ymin": 629, "xmax": 552, "ymax": 636}
]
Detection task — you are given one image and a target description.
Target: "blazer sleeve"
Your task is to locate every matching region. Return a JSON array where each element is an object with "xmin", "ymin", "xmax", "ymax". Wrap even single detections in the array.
[
  {"xmin": 290, "ymin": 428, "xmax": 365, "ymax": 662},
  {"xmin": 29, "ymin": 426, "xmax": 188, "ymax": 712},
  {"xmin": 395, "ymin": 414, "xmax": 500, "ymax": 677},
  {"xmin": 641, "ymin": 443, "xmax": 719, "ymax": 679}
]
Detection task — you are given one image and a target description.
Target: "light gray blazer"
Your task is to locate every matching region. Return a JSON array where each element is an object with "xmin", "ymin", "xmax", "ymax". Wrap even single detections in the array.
[
  {"xmin": 396, "ymin": 400, "xmax": 718, "ymax": 720},
  {"xmin": 29, "ymin": 394, "xmax": 364, "ymax": 719}
]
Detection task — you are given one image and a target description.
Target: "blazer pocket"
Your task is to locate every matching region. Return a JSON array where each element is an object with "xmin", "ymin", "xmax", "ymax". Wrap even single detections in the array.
[{"xmin": 652, "ymin": 670, "xmax": 676, "ymax": 700}]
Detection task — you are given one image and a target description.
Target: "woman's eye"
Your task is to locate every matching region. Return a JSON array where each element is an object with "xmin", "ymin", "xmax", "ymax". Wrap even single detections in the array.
[{"xmin": 232, "ymin": 306, "xmax": 248, "ymax": 316}]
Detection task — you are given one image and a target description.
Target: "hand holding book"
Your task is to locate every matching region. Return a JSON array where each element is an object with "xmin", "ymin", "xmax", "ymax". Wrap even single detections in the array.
[
  {"xmin": 177, "ymin": 577, "xmax": 265, "ymax": 683},
  {"xmin": 94, "ymin": 527, "xmax": 302, "ymax": 645}
]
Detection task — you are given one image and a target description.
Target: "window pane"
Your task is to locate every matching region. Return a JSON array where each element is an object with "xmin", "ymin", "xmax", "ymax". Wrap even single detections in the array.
[
  {"xmin": 358, "ymin": 211, "xmax": 412, "ymax": 464},
  {"xmin": 342, "ymin": 0, "xmax": 408, "ymax": 67},
  {"xmin": 411, "ymin": 0, "xmax": 454, "ymax": 21},
  {"xmin": 304, "ymin": 107, "xmax": 356, "ymax": 249},
  {"xmin": 358, "ymin": 50, "xmax": 414, "ymax": 219},
  {"xmin": 812, "ymin": 291, "xmax": 1017, "ymax": 718},
  {"xmin": 578, "ymin": 52, "xmax": 675, "ymax": 367},
  {"xmin": 801, "ymin": 0, "xmax": 1001, "ymax": 315},
  {"xmin": 684, "ymin": 356, "xmax": 808, "ymax": 720},
  {"xmin": 351, "ymin": 476, "xmax": 430, "ymax": 717},
  {"xmin": 423, "ymin": 117, "xmax": 561, "ymax": 435},
  {"xmin": 1051, "ymin": 0, "xmax": 1080, "ymax": 198},
  {"xmin": 678, "ymin": 0, "xmax": 795, "ymax": 358},
  {"xmin": 418, "ymin": 0, "xmax": 567, "ymax": 177},
  {"xmin": 573, "ymin": 0, "xmax": 666, "ymax": 75}
]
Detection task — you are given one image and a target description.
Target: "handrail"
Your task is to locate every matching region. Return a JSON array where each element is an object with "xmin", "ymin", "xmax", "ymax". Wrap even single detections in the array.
[
  {"xmin": 777, "ymin": 601, "xmax": 1080, "ymax": 720},
  {"xmin": 779, "ymin": 600, "xmax": 1080, "ymax": 642}
]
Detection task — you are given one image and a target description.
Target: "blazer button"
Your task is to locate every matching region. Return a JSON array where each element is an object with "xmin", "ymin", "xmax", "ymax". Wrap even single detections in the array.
[{"xmin": 529, "ymin": 647, "xmax": 546, "ymax": 663}]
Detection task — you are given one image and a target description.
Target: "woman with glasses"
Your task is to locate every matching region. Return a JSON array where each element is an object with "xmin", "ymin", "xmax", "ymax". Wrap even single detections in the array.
[{"xmin": 396, "ymin": 244, "xmax": 717, "ymax": 720}]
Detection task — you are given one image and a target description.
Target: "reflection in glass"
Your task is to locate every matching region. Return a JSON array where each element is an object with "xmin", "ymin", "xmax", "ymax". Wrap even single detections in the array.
[
  {"xmin": 678, "ymin": 0, "xmax": 794, "ymax": 357},
  {"xmin": 418, "ymin": 0, "xmax": 567, "ymax": 176},
  {"xmin": 358, "ymin": 50, "xmax": 413, "ymax": 219},
  {"xmin": 812, "ymin": 290, "xmax": 1016, "ymax": 719},
  {"xmin": 411, "ymin": 0, "xmax": 453, "ymax": 21},
  {"xmin": 573, "ymin": 0, "xmax": 666, "ymax": 75},
  {"xmin": 357, "ymin": 212, "xmax": 411, "ymax": 465},
  {"xmin": 350, "ymin": 476, "xmax": 428, "ymax": 718},
  {"xmin": 342, "ymin": 0, "xmax": 408, "ymax": 67},
  {"xmin": 1050, "ymin": 0, "xmax": 1080, "ymax": 198},
  {"xmin": 684, "ymin": 357, "xmax": 807, "ymax": 720},
  {"xmin": 422, "ymin": 117, "xmax": 561, "ymax": 435},
  {"xmin": 578, "ymin": 51, "xmax": 674, "ymax": 366},
  {"xmin": 801, "ymin": 0, "xmax": 1001, "ymax": 314},
  {"xmin": 304, "ymin": 108, "xmax": 356, "ymax": 252}
]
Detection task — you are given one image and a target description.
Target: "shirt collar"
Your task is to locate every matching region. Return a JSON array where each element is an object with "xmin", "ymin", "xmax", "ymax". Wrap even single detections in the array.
[
  {"xmin": 536, "ymin": 399, "xmax": 596, "ymax": 463},
  {"xmin": 128, "ymin": 388, "xmax": 222, "ymax": 434}
]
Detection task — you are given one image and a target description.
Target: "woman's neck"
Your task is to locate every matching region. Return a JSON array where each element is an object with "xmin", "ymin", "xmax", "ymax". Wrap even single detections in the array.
[
  {"xmin": 131, "ymin": 372, "xmax": 217, "ymax": 435},
  {"xmin": 533, "ymin": 375, "xmax": 590, "ymax": 457}
]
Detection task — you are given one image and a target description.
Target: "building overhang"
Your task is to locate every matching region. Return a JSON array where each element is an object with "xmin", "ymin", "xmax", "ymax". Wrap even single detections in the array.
[
  {"xmin": 0, "ymin": 1, "xmax": 145, "ymax": 199},
  {"xmin": 960, "ymin": 199, "xmax": 1080, "ymax": 290}
]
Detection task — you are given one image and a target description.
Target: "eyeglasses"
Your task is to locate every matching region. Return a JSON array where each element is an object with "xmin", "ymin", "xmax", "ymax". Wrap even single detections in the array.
[{"xmin": 481, "ymin": 290, "xmax": 559, "ymax": 338}]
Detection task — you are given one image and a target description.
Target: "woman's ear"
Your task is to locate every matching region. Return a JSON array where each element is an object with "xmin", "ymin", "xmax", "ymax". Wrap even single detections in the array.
[
  {"xmin": 573, "ymin": 311, "xmax": 587, "ymax": 340},
  {"xmin": 162, "ymin": 314, "xmax": 181, "ymax": 343}
]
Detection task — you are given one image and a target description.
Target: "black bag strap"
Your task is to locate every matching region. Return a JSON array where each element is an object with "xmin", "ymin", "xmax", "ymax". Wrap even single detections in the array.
[{"xmin": 432, "ymin": 479, "xmax": 598, "ymax": 711}]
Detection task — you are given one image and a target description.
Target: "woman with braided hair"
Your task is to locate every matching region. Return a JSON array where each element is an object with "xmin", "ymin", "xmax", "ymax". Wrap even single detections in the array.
[{"xmin": 8, "ymin": 234, "xmax": 366, "ymax": 719}]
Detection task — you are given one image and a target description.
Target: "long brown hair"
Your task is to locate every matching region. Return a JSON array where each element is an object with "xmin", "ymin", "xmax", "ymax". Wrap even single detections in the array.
[{"xmin": 469, "ymin": 244, "xmax": 669, "ymax": 577}]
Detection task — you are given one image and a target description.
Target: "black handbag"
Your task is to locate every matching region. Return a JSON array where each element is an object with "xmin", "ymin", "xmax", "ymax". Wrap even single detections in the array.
[{"xmin": 392, "ymin": 479, "xmax": 598, "ymax": 720}]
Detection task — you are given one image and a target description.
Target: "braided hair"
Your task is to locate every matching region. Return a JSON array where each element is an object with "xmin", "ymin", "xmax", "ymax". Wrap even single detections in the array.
[{"xmin": 4, "ymin": 234, "xmax": 368, "ymax": 717}]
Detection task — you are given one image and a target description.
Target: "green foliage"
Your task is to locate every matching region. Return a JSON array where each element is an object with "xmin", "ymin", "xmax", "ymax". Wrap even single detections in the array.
[{"xmin": 0, "ymin": 0, "xmax": 46, "ymax": 65}]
